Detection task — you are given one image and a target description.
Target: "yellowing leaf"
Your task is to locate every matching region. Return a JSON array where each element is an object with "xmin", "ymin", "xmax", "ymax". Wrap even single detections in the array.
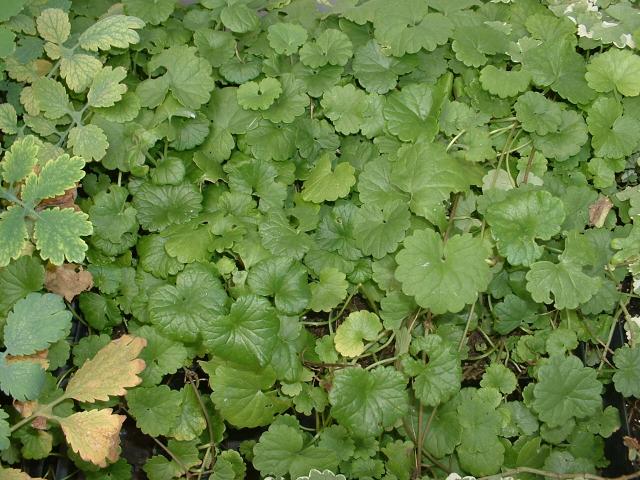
[
  {"xmin": 36, "ymin": 9, "xmax": 70, "ymax": 44},
  {"xmin": 58, "ymin": 408, "xmax": 125, "ymax": 467},
  {"xmin": 0, "ymin": 468, "xmax": 46, "ymax": 480},
  {"xmin": 64, "ymin": 335, "xmax": 146, "ymax": 402}
]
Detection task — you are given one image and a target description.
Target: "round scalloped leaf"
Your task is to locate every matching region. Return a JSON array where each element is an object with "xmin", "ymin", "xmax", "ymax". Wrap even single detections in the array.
[
  {"xmin": 132, "ymin": 183, "xmax": 203, "ymax": 232},
  {"xmin": 321, "ymin": 84, "xmax": 368, "ymax": 135},
  {"xmin": 267, "ymin": 23, "xmax": 308, "ymax": 55},
  {"xmin": 4, "ymin": 293, "xmax": 71, "ymax": 356},
  {"xmin": 309, "ymin": 268, "xmax": 348, "ymax": 313},
  {"xmin": 202, "ymin": 295, "xmax": 279, "ymax": 367},
  {"xmin": 302, "ymin": 155, "xmax": 355, "ymax": 203},
  {"xmin": 0, "ymin": 351, "xmax": 46, "ymax": 401},
  {"xmin": 149, "ymin": 266, "xmax": 228, "ymax": 342},
  {"xmin": 127, "ymin": 385, "xmax": 181, "ymax": 437},
  {"xmin": 587, "ymin": 97, "xmax": 640, "ymax": 159},
  {"xmin": 353, "ymin": 200, "xmax": 411, "ymax": 259},
  {"xmin": 531, "ymin": 109, "xmax": 588, "ymax": 161},
  {"xmin": 237, "ymin": 78, "xmax": 283, "ymax": 111},
  {"xmin": 300, "ymin": 29, "xmax": 352, "ymax": 68},
  {"xmin": 485, "ymin": 188, "xmax": 565, "ymax": 266},
  {"xmin": 0, "ymin": 205, "xmax": 28, "ymax": 268},
  {"xmin": 613, "ymin": 345, "xmax": 640, "ymax": 397},
  {"xmin": 532, "ymin": 355, "xmax": 602, "ymax": 427},
  {"xmin": 395, "ymin": 229, "xmax": 491, "ymax": 314},
  {"xmin": 247, "ymin": 257, "xmax": 310, "ymax": 314},
  {"xmin": 334, "ymin": 311, "xmax": 382, "ymax": 358},
  {"xmin": 525, "ymin": 260, "xmax": 600, "ymax": 310},
  {"xmin": 329, "ymin": 367, "xmax": 408, "ymax": 438},
  {"xmin": 384, "ymin": 83, "xmax": 439, "ymax": 142},
  {"xmin": 479, "ymin": 65, "xmax": 530, "ymax": 98},
  {"xmin": 514, "ymin": 91, "xmax": 563, "ymax": 136},
  {"xmin": 586, "ymin": 48, "xmax": 640, "ymax": 97}
]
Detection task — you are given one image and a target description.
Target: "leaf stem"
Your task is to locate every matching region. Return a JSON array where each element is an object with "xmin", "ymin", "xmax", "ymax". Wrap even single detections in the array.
[{"xmin": 9, "ymin": 395, "xmax": 68, "ymax": 433}]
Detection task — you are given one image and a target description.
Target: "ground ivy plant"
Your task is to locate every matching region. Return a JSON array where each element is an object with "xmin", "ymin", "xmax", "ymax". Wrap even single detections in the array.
[{"xmin": 1, "ymin": 0, "xmax": 640, "ymax": 479}]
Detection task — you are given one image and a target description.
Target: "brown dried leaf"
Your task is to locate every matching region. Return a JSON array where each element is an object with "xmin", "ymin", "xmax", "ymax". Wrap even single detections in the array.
[
  {"xmin": 64, "ymin": 335, "xmax": 146, "ymax": 402},
  {"xmin": 45, "ymin": 263, "xmax": 93, "ymax": 302},
  {"xmin": 12, "ymin": 400, "xmax": 48, "ymax": 430},
  {"xmin": 588, "ymin": 196, "xmax": 614, "ymax": 228},
  {"xmin": 58, "ymin": 409, "xmax": 125, "ymax": 467},
  {"xmin": 0, "ymin": 468, "xmax": 46, "ymax": 480},
  {"xmin": 37, "ymin": 186, "xmax": 79, "ymax": 211}
]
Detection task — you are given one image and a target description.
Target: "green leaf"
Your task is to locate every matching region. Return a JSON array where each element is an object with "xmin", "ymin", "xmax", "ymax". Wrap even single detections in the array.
[
  {"xmin": 60, "ymin": 54, "xmax": 102, "ymax": 93},
  {"xmin": 4, "ymin": 292, "xmax": 71, "ymax": 355},
  {"xmin": 22, "ymin": 154, "xmax": 85, "ymax": 205},
  {"xmin": 247, "ymin": 258, "xmax": 310, "ymax": 314},
  {"xmin": 384, "ymin": 83, "xmax": 441, "ymax": 142},
  {"xmin": 0, "ymin": 351, "xmax": 46, "ymax": 401},
  {"xmin": 395, "ymin": 229, "xmax": 491, "ymax": 314},
  {"xmin": 149, "ymin": 265, "xmax": 228, "ymax": 342},
  {"xmin": 2, "ymin": 135, "xmax": 39, "ymax": 184},
  {"xmin": 586, "ymin": 48, "xmax": 640, "ymax": 97},
  {"xmin": 531, "ymin": 109, "xmax": 588, "ymax": 161},
  {"xmin": 36, "ymin": 8, "xmax": 70, "ymax": 44},
  {"xmin": 587, "ymin": 97, "xmax": 640, "ymax": 159},
  {"xmin": 0, "ymin": 103, "xmax": 18, "ymax": 134},
  {"xmin": 613, "ymin": 345, "xmax": 640, "ymax": 397},
  {"xmin": 0, "ymin": 408, "xmax": 9, "ymax": 450},
  {"xmin": 89, "ymin": 186, "xmax": 138, "ymax": 243},
  {"xmin": 457, "ymin": 389, "xmax": 504, "ymax": 476},
  {"xmin": 33, "ymin": 208, "xmax": 92, "ymax": 265},
  {"xmin": 329, "ymin": 367, "xmax": 408, "ymax": 438},
  {"xmin": 522, "ymin": 36, "xmax": 595, "ymax": 105},
  {"xmin": 220, "ymin": 3, "xmax": 259, "ymax": 33},
  {"xmin": 68, "ymin": 124, "xmax": 109, "ymax": 161},
  {"xmin": 253, "ymin": 423, "xmax": 338, "ymax": 479},
  {"xmin": 88, "ymin": 66, "xmax": 128, "ymax": 108},
  {"xmin": 302, "ymin": 154, "xmax": 355, "ymax": 203},
  {"xmin": 300, "ymin": 29, "xmax": 352, "ymax": 68},
  {"xmin": 480, "ymin": 363, "xmax": 517, "ymax": 394},
  {"xmin": 309, "ymin": 268, "xmax": 348, "ymax": 312},
  {"xmin": 321, "ymin": 84, "xmax": 368, "ymax": 135},
  {"xmin": 0, "ymin": 0, "xmax": 25, "ymax": 22},
  {"xmin": 127, "ymin": 385, "xmax": 181, "ymax": 436},
  {"xmin": 479, "ymin": 66, "xmax": 530, "ymax": 98},
  {"xmin": 202, "ymin": 295, "xmax": 279, "ymax": 367},
  {"xmin": 0, "ymin": 256, "xmax": 45, "ymax": 314},
  {"xmin": 137, "ymin": 234, "xmax": 183, "ymax": 279},
  {"xmin": 134, "ymin": 325, "xmax": 189, "ymax": 386},
  {"xmin": 123, "ymin": 0, "xmax": 175, "ymax": 25},
  {"xmin": 267, "ymin": 23, "xmax": 308, "ymax": 55},
  {"xmin": 353, "ymin": 200, "xmax": 410, "ymax": 259},
  {"xmin": 0, "ymin": 206, "xmax": 28, "ymax": 267},
  {"xmin": 149, "ymin": 46, "xmax": 213, "ymax": 109},
  {"xmin": 79, "ymin": 15, "xmax": 145, "ymax": 51},
  {"xmin": 207, "ymin": 363, "xmax": 289, "ymax": 428},
  {"xmin": 515, "ymin": 91, "xmax": 563, "ymax": 136},
  {"xmin": 532, "ymin": 355, "xmax": 602, "ymax": 427},
  {"xmin": 31, "ymin": 77, "xmax": 70, "ymax": 119},
  {"xmin": 404, "ymin": 335, "xmax": 461, "ymax": 407},
  {"xmin": 374, "ymin": 2, "xmax": 452, "ymax": 56},
  {"xmin": 237, "ymin": 77, "xmax": 282, "ymax": 111},
  {"xmin": 485, "ymin": 189, "xmax": 565, "ymax": 266},
  {"xmin": 169, "ymin": 386, "xmax": 207, "ymax": 441},
  {"xmin": 525, "ymin": 260, "xmax": 600, "ymax": 310},
  {"xmin": 133, "ymin": 182, "xmax": 202, "ymax": 232},
  {"xmin": 334, "ymin": 311, "xmax": 382, "ymax": 358},
  {"xmin": 352, "ymin": 40, "xmax": 413, "ymax": 94}
]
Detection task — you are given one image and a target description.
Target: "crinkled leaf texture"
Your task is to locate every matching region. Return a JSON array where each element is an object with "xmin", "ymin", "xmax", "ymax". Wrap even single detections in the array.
[{"xmin": 329, "ymin": 367, "xmax": 408, "ymax": 438}]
